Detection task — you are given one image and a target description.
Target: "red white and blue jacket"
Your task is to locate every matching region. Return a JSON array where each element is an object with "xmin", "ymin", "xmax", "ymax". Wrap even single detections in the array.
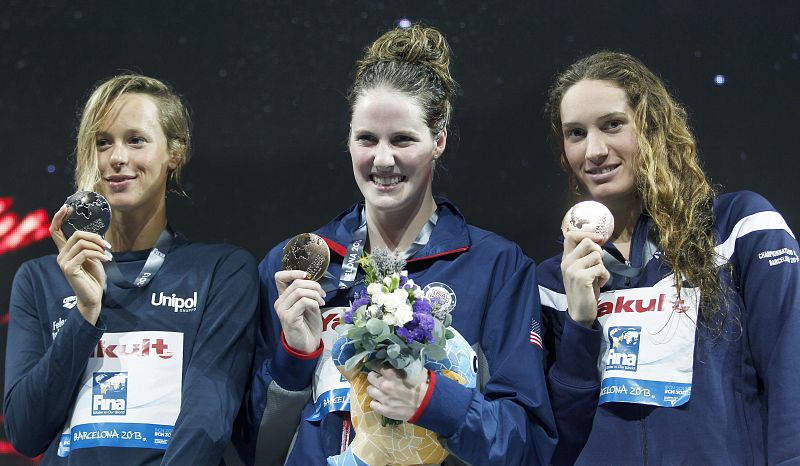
[
  {"xmin": 539, "ymin": 191, "xmax": 800, "ymax": 465},
  {"xmin": 238, "ymin": 198, "xmax": 556, "ymax": 465}
]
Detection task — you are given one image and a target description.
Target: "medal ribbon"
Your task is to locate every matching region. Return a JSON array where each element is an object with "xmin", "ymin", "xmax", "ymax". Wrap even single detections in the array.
[
  {"xmin": 336, "ymin": 207, "xmax": 439, "ymax": 289},
  {"xmin": 104, "ymin": 227, "xmax": 175, "ymax": 289}
]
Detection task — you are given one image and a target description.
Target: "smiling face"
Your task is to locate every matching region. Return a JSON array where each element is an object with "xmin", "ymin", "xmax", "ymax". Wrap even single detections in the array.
[
  {"xmin": 560, "ymin": 79, "xmax": 639, "ymax": 208},
  {"xmin": 95, "ymin": 93, "xmax": 176, "ymax": 214},
  {"xmin": 349, "ymin": 87, "xmax": 446, "ymax": 217}
]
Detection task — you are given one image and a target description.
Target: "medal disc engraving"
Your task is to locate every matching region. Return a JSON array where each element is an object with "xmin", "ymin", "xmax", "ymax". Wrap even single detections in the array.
[
  {"xmin": 281, "ymin": 233, "xmax": 331, "ymax": 282},
  {"xmin": 61, "ymin": 191, "xmax": 112, "ymax": 239},
  {"xmin": 562, "ymin": 201, "xmax": 614, "ymax": 245}
]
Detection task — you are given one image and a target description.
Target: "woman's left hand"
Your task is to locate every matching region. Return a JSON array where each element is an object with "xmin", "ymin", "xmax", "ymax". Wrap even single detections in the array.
[{"xmin": 366, "ymin": 366, "xmax": 429, "ymax": 422}]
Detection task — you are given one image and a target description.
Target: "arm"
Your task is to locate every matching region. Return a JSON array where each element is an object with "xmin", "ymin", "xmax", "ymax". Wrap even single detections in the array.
[
  {"xmin": 542, "ymin": 303, "xmax": 601, "ymax": 466},
  {"xmin": 161, "ymin": 248, "xmax": 259, "ymax": 465},
  {"xmin": 4, "ymin": 208, "xmax": 111, "ymax": 456},
  {"xmin": 235, "ymin": 249, "xmax": 324, "ymax": 466},
  {"xmin": 723, "ymin": 195, "xmax": 800, "ymax": 464},
  {"xmin": 3, "ymin": 262, "xmax": 104, "ymax": 457},
  {"xmin": 413, "ymin": 260, "xmax": 557, "ymax": 465}
]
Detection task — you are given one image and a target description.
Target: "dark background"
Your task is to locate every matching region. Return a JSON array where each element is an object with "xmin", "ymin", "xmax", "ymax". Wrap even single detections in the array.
[{"xmin": 1, "ymin": 1, "xmax": 798, "ymax": 463}]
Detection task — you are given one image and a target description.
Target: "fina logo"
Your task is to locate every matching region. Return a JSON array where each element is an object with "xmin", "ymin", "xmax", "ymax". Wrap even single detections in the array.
[
  {"xmin": 151, "ymin": 291, "xmax": 198, "ymax": 313},
  {"xmin": 606, "ymin": 326, "xmax": 641, "ymax": 372},
  {"xmin": 92, "ymin": 371, "xmax": 128, "ymax": 416}
]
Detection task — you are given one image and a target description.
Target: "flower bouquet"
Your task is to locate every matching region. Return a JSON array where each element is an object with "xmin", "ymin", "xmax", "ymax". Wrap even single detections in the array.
[{"xmin": 326, "ymin": 249, "xmax": 477, "ymax": 466}]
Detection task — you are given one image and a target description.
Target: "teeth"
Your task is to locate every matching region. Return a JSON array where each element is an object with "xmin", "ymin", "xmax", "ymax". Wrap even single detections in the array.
[
  {"xmin": 591, "ymin": 167, "xmax": 616, "ymax": 175},
  {"xmin": 372, "ymin": 175, "xmax": 403, "ymax": 186}
]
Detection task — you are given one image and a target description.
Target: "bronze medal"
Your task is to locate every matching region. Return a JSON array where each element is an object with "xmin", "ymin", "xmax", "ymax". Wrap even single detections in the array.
[
  {"xmin": 562, "ymin": 200, "xmax": 615, "ymax": 245},
  {"xmin": 281, "ymin": 233, "xmax": 330, "ymax": 281}
]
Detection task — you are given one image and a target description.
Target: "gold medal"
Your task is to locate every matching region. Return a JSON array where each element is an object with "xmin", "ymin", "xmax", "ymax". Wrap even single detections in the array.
[{"xmin": 281, "ymin": 233, "xmax": 331, "ymax": 281}]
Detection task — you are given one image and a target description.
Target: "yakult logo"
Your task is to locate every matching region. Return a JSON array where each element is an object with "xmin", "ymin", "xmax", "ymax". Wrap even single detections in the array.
[
  {"xmin": 92, "ymin": 337, "xmax": 175, "ymax": 359},
  {"xmin": 151, "ymin": 291, "xmax": 198, "ymax": 313},
  {"xmin": 322, "ymin": 310, "xmax": 340, "ymax": 332},
  {"xmin": 597, "ymin": 293, "xmax": 667, "ymax": 317}
]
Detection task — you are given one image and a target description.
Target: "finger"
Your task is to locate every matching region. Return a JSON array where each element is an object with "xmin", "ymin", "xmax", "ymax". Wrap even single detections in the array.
[
  {"xmin": 278, "ymin": 297, "xmax": 321, "ymax": 326},
  {"xmin": 367, "ymin": 370, "xmax": 381, "ymax": 386},
  {"xmin": 276, "ymin": 287, "xmax": 324, "ymax": 314},
  {"xmin": 275, "ymin": 279, "xmax": 326, "ymax": 309},
  {"xmin": 274, "ymin": 270, "xmax": 311, "ymax": 293},
  {"xmin": 64, "ymin": 250, "xmax": 112, "ymax": 271},
  {"xmin": 61, "ymin": 230, "xmax": 112, "ymax": 255},
  {"xmin": 563, "ymin": 231, "xmax": 599, "ymax": 255},
  {"xmin": 597, "ymin": 264, "xmax": 611, "ymax": 288},
  {"xmin": 378, "ymin": 366, "xmax": 402, "ymax": 381},
  {"xmin": 49, "ymin": 205, "xmax": 70, "ymax": 251},
  {"xmin": 60, "ymin": 238, "xmax": 111, "ymax": 264}
]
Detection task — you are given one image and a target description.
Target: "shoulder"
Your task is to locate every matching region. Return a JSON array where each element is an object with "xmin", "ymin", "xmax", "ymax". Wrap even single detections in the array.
[
  {"xmin": 176, "ymin": 241, "xmax": 259, "ymax": 276},
  {"xmin": 714, "ymin": 191, "xmax": 793, "ymax": 243},
  {"xmin": 535, "ymin": 253, "xmax": 565, "ymax": 291},
  {"xmin": 464, "ymin": 224, "xmax": 536, "ymax": 272},
  {"xmin": 13, "ymin": 255, "xmax": 59, "ymax": 283}
]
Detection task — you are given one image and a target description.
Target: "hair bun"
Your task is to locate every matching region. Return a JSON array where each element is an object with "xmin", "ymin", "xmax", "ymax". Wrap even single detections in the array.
[{"xmin": 357, "ymin": 24, "xmax": 456, "ymax": 101}]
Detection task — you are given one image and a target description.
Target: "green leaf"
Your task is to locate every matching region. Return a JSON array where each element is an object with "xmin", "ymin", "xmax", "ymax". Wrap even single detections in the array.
[
  {"xmin": 344, "ymin": 351, "xmax": 369, "ymax": 372},
  {"xmin": 366, "ymin": 318, "xmax": 387, "ymax": 336},
  {"xmin": 423, "ymin": 344, "xmax": 447, "ymax": 361},
  {"xmin": 387, "ymin": 344, "xmax": 401, "ymax": 359},
  {"xmin": 361, "ymin": 334, "xmax": 377, "ymax": 351},
  {"xmin": 405, "ymin": 359, "xmax": 423, "ymax": 378}
]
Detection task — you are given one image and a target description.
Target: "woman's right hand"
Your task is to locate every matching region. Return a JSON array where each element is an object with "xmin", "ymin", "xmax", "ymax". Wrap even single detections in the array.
[
  {"xmin": 274, "ymin": 270, "xmax": 326, "ymax": 354},
  {"xmin": 561, "ymin": 231, "xmax": 610, "ymax": 327},
  {"xmin": 50, "ymin": 205, "xmax": 111, "ymax": 326}
]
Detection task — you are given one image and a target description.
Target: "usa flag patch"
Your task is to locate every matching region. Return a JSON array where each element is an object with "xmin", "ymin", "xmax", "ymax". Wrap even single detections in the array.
[{"xmin": 529, "ymin": 318, "xmax": 542, "ymax": 349}]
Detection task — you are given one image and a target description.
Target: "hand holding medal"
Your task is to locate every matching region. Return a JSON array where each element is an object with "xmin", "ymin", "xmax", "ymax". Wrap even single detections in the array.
[
  {"xmin": 275, "ymin": 233, "xmax": 331, "ymax": 354},
  {"xmin": 560, "ymin": 201, "xmax": 614, "ymax": 327},
  {"xmin": 50, "ymin": 191, "xmax": 114, "ymax": 324}
]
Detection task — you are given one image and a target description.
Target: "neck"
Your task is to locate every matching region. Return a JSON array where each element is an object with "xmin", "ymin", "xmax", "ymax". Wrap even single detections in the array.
[
  {"xmin": 106, "ymin": 202, "xmax": 168, "ymax": 252},
  {"xmin": 607, "ymin": 197, "xmax": 643, "ymax": 260},
  {"xmin": 365, "ymin": 195, "xmax": 436, "ymax": 254}
]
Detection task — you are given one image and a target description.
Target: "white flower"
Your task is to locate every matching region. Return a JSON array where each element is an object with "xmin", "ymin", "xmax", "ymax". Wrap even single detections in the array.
[
  {"xmin": 382, "ymin": 312, "xmax": 398, "ymax": 326},
  {"xmin": 383, "ymin": 275, "xmax": 393, "ymax": 287},
  {"xmin": 367, "ymin": 283, "xmax": 383, "ymax": 297},
  {"xmin": 394, "ymin": 303, "xmax": 413, "ymax": 325}
]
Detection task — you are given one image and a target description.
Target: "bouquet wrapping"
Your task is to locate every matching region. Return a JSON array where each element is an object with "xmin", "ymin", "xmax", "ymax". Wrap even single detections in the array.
[{"xmin": 326, "ymin": 250, "xmax": 476, "ymax": 466}]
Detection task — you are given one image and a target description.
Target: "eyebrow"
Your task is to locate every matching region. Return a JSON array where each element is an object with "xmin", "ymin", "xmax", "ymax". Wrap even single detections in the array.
[{"xmin": 562, "ymin": 111, "xmax": 630, "ymax": 127}]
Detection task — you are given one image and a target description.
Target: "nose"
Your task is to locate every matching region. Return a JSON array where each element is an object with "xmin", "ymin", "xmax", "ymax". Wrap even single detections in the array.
[
  {"xmin": 373, "ymin": 141, "xmax": 395, "ymax": 171},
  {"xmin": 584, "ymin": 130, "xmax": 608, "ymax": 164},
  {"xmin": 108, "ymin": 143, "xmax": 128, "ymax": 168}
]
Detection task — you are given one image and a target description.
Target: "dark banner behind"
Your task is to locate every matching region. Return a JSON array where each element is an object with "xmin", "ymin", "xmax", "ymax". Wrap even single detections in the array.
[{"xmin": 1, "ymin": 1, "xmax": 798, "ymax": 463}]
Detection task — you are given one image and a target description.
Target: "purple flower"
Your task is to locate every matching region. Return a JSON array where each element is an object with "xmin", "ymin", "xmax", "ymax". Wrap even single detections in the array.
[
  {"xmin": 350, "ymin": 292, "xmax": 370, "ymax": 311},
  {"xmin": 343, "ymin": 309, "xmax": 354, "ymax": 324},
  {"xmin": 412, "ymin": 297, "xmax": 432, "ymax": 315},
  {"xmin": 399, "ymin": 273, "xmax": 408, "ymax": 287},
  {"xmin": 396, "ymin": 311, "xmax": 435, "ymax": 344}
]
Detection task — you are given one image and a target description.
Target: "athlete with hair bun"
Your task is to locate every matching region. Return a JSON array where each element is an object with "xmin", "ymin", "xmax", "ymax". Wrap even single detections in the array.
[{"xmin": 239, "ymin": 25, "xmax": 557, "ymax": 466}]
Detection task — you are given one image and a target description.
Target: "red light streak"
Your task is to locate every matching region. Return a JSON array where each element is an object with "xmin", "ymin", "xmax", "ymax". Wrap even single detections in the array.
[{"xmin": 0, "ymin": 197, "xmax": 50, "ymax": 255}]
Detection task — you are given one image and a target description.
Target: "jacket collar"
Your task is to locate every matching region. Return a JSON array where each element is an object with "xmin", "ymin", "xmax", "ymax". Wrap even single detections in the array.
[{"xmin": 316, "ymin": 196, "xmax": 470, "ymax": 263}]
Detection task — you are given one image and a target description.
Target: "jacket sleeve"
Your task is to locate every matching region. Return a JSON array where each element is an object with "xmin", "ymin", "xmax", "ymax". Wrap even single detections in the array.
[
  {"xmin": 413, "ymin": 257, "xmax": 558, "ymax": 465},
  {"xmin": 723, "ymin": 193, "xmax": 800, "ymax": 465},
  {"xmin": 3, "ymin": 261, "xmax": 104, "ymax": 457},
  {"xmin": 161, "ymin": 248, "xmax": 259, "ymax": 465},
  {"xmin": 233, "ymin": 246, "xmax": 319, "ymax": 466},
  {"xmin": 537, "ymin": 259, "xmax": 603, "ymax": 466}
]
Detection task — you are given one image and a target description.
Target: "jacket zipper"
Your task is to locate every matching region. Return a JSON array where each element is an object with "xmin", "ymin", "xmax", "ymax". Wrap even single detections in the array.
[{"xmin": 640, "ymin": 416, "xmax": 649, "ymax": 465}]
